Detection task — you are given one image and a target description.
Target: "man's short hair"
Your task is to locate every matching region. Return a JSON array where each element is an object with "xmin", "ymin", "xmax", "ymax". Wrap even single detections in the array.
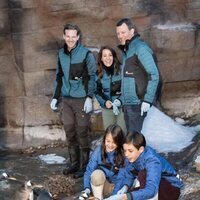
[
  {"xmin": 116, "ymin": 18, "xmax": 138, "ymax": 33},
  {"xmin": 63, "ymin": 23, "xmax": 81, "ymax": 36}
]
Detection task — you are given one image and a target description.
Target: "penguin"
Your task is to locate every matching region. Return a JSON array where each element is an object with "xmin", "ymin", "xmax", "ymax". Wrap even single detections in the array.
[
  {"xmin": 14, "ymin": 180, "xmax": 34, "ymax": 200},
  {"xmin": 36, "ymin": 189, "xmax": 52, "ymax": 200},
  {"xmin": 0, "ymin": 172, "xmax": 8, "ymax": 181}
]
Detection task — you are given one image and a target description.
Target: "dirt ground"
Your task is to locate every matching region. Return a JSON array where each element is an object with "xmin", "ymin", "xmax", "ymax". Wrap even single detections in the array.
[{"xmin": 0, "ymin": 133, "xmax": 199, "ymax": 200}]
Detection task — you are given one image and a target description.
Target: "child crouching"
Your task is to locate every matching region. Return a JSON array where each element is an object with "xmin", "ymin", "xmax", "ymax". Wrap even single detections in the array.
[{"xmin": 105, "ymin": 131, "xmax": 183, "ymax": 200}]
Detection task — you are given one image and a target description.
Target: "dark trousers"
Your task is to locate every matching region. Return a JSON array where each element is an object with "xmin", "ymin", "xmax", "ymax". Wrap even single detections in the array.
[
  {"xmin": 62, "ymin": 97, "xmax": 90, "ymax": 149},
  {"xmin": 130, "ymin": 170, "xmax": 180, "ymax": 200},
  {"xmin": 124, "ymin": 105, "xmax": 146, "ymax": 133}
]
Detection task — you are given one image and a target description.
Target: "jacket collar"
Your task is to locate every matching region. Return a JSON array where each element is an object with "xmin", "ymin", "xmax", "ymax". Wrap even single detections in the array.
[
  {"xmin": 118, "ymin": 34, "xmax": 140, "ymax": 53},
  {"xmin": 103, "ymin": 64, "xmax": 114, "ymax": 76},
  {"xmin": 63, "ymin": 41, "xmax": 79, "ymax": 55}
]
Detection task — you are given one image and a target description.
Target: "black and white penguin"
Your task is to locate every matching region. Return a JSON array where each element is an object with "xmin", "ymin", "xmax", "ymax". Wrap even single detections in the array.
[
  {"xmin": 15, "ymin": 180, "xmax": 33, "ymax": 200},
  {"xmin": 36, "ymin": 189, "xmax": 52, "ymax": 200}
]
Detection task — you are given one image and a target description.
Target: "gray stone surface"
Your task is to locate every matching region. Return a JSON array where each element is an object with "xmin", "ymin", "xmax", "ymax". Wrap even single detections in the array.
[
  {"xmin": 161, "ymin": 81, "xmax": 200, "ymax": 117},
  {"xmin": 0, "ymin": 0, "xmax": 199, "ymax": 149},
  {"xmin": 152, "ymin": 25, "xmax": 196, "ymax": 51}
]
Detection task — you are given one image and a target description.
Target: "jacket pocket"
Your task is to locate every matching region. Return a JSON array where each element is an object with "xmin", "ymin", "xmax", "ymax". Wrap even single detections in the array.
[
  {"xmin": 111, "ymin": 80, "xmax": 121, "ymax": 96},
  {"xmin": 124, "ymin": 68, "xmax": 148, "ymax": 99},
  {"xmin": 123, "ymin": 77, "xmax": 140, "ymax": 104},
  {"xmin": 69, "ymin": 79, "xmax": 86, "ymax": 97}
]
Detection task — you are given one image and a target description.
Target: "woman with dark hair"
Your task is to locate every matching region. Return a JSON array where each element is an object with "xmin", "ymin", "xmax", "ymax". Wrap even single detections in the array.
[
  {"xmin": 78, "ymin": 124, "xmax": 124, "ymax": 200},
  {"xmin": 95, "ymin": 46, "xmax": 126, "ymax": 133}
]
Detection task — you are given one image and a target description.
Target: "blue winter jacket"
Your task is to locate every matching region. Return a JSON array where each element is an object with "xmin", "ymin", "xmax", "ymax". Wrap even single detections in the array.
[
  {"xmin": 83, "ymin": 145, "xmax": 120, "ymax": 190},
  {"xmin": 53, "ymin": 42, "xmax": 96, "ymax": 99},
  {"xmin": 113, "ymin": 146, "xmax": 183, "ymax": 200},
  {"xmin": 95, "ymin": 68, "xmax": 122, "ymax": 108},
  {"xmin": 119, "ymin": 35, "xmax": 159, "ymax": 105}
]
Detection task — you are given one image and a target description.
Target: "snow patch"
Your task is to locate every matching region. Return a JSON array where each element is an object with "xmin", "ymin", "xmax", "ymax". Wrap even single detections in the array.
[
  {"xmin": 38, "ymin": 154, "xmax": 67, "ymax": 164},
  {"xmin": 193, "ymin": 124, "xmax": 200, "ymax": 132},
  {"xmin": 175, "ymin": 117, "xmax": 187, "ymax": 125},
  {"xmin": 195, "ymin": 156, "xmax": 200, "ymax": 163},
  {"xmin": 141, "ymin": 106, "xmax": 197, "ymax": 153}
]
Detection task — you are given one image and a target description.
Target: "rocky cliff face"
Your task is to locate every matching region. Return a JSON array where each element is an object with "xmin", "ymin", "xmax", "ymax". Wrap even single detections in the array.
[{"xmin": 0, "ymin": 0, "xmax": 199, "ymax": 149}]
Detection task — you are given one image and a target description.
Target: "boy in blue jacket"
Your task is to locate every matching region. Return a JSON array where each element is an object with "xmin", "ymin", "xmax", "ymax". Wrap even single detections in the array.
[{"xmin": 105, "ymin": 132, "xmax": 183, "ymax": 200}]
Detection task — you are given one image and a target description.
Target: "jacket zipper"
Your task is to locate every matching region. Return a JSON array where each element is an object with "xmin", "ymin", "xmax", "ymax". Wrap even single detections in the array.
[{"xmin": 68, "ymin": 52, "xmax": 71, "ymax": 96}]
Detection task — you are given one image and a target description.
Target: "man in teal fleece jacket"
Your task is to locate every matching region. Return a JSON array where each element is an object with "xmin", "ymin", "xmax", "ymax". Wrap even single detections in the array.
[{"xmin": 116, "ymin": 18, "xmax": 160, "ymax": 133}]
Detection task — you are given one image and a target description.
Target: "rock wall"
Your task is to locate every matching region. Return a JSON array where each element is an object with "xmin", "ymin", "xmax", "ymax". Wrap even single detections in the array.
[{"xmin": 0, "ymin": 0, "xmax": 199, "ymax": 149}]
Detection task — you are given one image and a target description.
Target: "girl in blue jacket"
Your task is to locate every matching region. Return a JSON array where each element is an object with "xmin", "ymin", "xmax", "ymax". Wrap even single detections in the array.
[
  {"xmin": 105, "ymin": 132, "xmax": 183, "ymax": 200},
  {"xmin": 78, "ymin": 124, "xmax": 124, "ymax": 200},
  {"xmin": 95, "ymin": 46, "xmax": 126, "ymax": 133}
]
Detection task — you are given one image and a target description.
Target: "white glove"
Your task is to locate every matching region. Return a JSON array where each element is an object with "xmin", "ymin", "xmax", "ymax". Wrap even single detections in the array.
[
  {"xmin": 84, "ymin": 97, "xmax": 93, "ymax": 113},
  {"xmin": 79, "ymin": 188, "xmax": 91, "ymax": 200},
  {"xmin": 112, "ymin": 99, "xmax": 121, "ymax": 115},
  {"xmin": 104, "ymin": 194, "xmax": 123, "ymax": 200},
  {"xmin": 113, "ymin": 99, "xmax": 121, "ymax": 107},
  {"xmin": 50, "ymin": 98, "xmax": 58, "ymax": 110},
  {"xmin": 117, "ymin": 185, "xmax": 128, "ymax": 195},
  {"xmin": 112, "ymin": 103, "xmax": 120, "ymax": 115},
  {"xmin": 141, "ymin": 102, "xmax": 150, "ymax": 116}
]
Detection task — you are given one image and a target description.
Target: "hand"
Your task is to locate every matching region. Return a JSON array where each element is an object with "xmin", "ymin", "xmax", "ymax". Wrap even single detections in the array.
[
  {"xmin": 50, "ymin": 98, "xmax": 58, "ymax": 110},
  {"xmin": 112, "ymin": 103, "xmax": 120, "ymax": 115},
  {"xmin": 84, "ymin": 97, "xmax": 93, "ymax": 113},
  {"xmin": 78, "ymin": 188, "xmax": 90, "ymax": 200},
  {"xmin": 113, "ymin": 99, "xmax": 121, "ymax": 107},
  {"xmin": 105, "ymin": 100, "xmax": 112, "ymax": 109},
  {"xmin": 104, "ymin": 194, "xmax": 123, "ymax": 200},
  {"xmin": 117, "ymin": 185, "xmax": 128, "ymax": 195},
  {"xmin": 140, "ymin": 102, "xmax": 150, "ymax": 116}
]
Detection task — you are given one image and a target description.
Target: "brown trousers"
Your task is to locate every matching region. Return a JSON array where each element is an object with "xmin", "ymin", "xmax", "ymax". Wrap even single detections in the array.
[
  {"xmin": 61, "ymin": 97, "xmax": 90, "ymax": 149},
  {"xmin": 130, "ymin": 170, "xmax": 180, "ymax": 200}
]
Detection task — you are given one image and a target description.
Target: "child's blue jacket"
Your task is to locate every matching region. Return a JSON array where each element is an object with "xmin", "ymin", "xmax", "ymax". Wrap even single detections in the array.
[
  {"xmin": 113, "ymin": 146, "xmax": 183, "ymax": 199},
  {"xmin": 83, "ymin": 145, "xmax": 120, "ymax": 190}
]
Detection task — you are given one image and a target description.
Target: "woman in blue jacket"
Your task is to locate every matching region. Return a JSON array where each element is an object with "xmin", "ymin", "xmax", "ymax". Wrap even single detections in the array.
[
  {"xmin": 78, "ymin": 124, "xmax": 124, "ymax": 200},
  {"xmin": 95, "ymin": 46, "xmax": 126, "ymax": 133},
  {"xmin": 106, "ymin": 132, "xmax": 183, "ymax": 200}
]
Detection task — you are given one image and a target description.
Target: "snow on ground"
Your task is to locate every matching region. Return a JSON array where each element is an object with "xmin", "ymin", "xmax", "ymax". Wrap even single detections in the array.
[
  {"xmin": 141, "ymin": 106, "xmax": 198, "ymax": 153},
  {"xmin": 38, "ymin": 106, "xmax": 199, "ymax": 163},
  {"xmin": 38, "ymin": 153, "xmax": 67, "ymax": 164}
]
